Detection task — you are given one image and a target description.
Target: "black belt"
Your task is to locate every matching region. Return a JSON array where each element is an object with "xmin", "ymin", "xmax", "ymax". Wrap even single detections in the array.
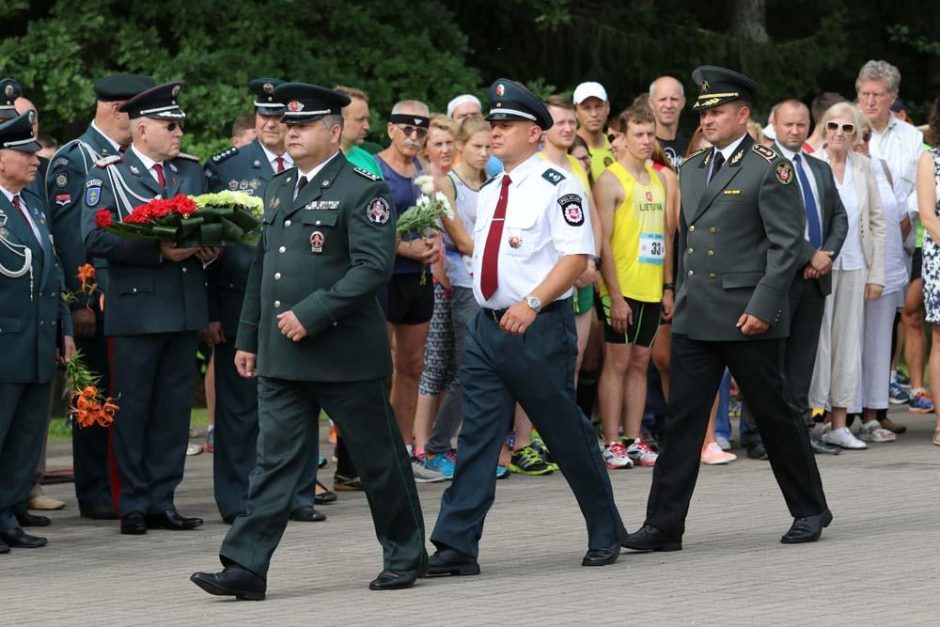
[{"xmin": 482, "ymin": 298, "xmax": 567, "ymax": 323}]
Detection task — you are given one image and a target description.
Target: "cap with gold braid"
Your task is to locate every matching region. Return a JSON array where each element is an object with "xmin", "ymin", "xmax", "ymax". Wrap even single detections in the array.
[{"xmin": 690, "ymin": 66, "xmax": 758, "ymax": 111}]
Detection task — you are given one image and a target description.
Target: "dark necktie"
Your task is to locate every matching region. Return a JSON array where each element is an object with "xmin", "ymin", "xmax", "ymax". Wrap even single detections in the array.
[
  {"xmin": 480, "ymin": 175, "xmax": 512, "ymax": 300},
  {"xmin": 118, "ymin": 144, "xmax": 128, "ymax": 153},
  {"xmin": 294, "ymin": 175, "xmax": 308, "ymax": 200},
  {"xmin": 709, "ymin": 149, "xmax": 725, "ymax": 183},
  {"xmin": 792, "ymin": 154, "xmax": 823, "ymax": 248},
  {"xmin": 153, "ymin": 163, "xmax": 166, "ymax": 188},
  {"xmin": 275, "ymin": 156, "xmax": 285, "ymax": 173}
]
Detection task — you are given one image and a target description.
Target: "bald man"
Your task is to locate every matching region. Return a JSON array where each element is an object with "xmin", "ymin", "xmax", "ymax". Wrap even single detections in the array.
[{"xmin": 648, "ymin": 76, "xmax": 688, "ymax": 169}]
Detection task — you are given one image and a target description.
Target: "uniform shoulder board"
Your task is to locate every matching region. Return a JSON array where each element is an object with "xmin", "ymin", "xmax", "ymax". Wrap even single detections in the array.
[
  {"xmin": 685, "ymin": 147, "xmax": 708, "ymax": 161},
  {"xmin": 95, "ymin": 155, "xmax": 121, "ymax": 168},
  {"xmin": 352, "ymin": 166, "xmax": 380, "ymax": 181},
  {"xmin": 177, "ymin": 152, "xmax": 200, "ymax": 162},
  {"xmin": 752, "ymin": 144, "xmax": 778, "ymax": 162},
  {"xmin": 542, "ymin": 168, "xmax": 566, "ymax": 186},
  {"xmin": 210, "ymin": 147, "xmax": 239, "ymax": 163}
]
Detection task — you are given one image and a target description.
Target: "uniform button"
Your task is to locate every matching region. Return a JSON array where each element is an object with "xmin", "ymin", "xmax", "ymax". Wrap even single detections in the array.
[
  {"xmin": 688, "ymin": 270, "xmax": 694, "ymax": 277},
  {"xmin": 689, "ymin": 225, "xmax": 695, "ymax": 232},
  {"xmin": 285, "ymin": 220, "xmax": 292, "ymax": 227},
  {"xmin": 279, "ymin": 245, "xmax": 286, "ymax": 253},
  {"xmin": 708, "ymin": 272, "xmax": 717, "ymax": 279},
  {"xmin": 181, "ymin": 266, "xmax": 188, "ymax": 273},
  {"xmin": 709, "ymin": 226, "xmax": 718, "ymax": 233},
  {"xmin": 51, "ymin": 320, "xmax": 57, "ymax": 327},
  {"xmin": 687, "ymin": 248, "xmax": 693, "ymax": 254},
  {"xmin": 39, "ymin": 320, "xmax": 44, "ymax": 326},
  {"xmin": 274, "ymin": 300, "xmax": 281, "ymax": 308},
  {"xmin": 274, "ymin": 272, "xmax": 282, "ymax": 280},
  {"xmin": 707, "ymin": 250, "xmax": 715, "ymax": 256},
  {"xmin": 132, "ymin": 288, "xmax": 138, "ymax": 294}
]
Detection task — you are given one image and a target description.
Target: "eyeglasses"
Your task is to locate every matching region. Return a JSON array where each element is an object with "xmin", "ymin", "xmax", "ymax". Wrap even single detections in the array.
[
  {"xmin": 163, "ymin": 121, "xmax": 184, "ymax": 132},
  {"xmin": 606, "ymin": 132, "xmax": 621, "ymax": 143},
  {"xmin": 397, "ymin": 124, "xmax": 428, "ymax": 139},
  {"xmin": 826, "ymin": 121, "xmax": 855, "ymax": 134}
]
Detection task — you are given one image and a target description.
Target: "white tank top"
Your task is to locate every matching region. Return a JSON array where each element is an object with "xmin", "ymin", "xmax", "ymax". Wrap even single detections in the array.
[{"xmin": 444, "ymin": 170, "xmax": 480, "ymax": 288}]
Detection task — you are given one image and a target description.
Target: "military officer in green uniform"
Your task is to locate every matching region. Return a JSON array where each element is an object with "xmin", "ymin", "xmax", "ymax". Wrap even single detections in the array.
[
  {"xmin": 45, "ymin": 72, "xmax": 154, "ymax": 520},
  {"xmin": 0, "ymin": 111, "xmax": 74, "ymax": 552},
  {"xmin": 624, "ymin": 67, "xmax": 831, "ymax": 553},
  {"xmin": 204, "ymin": 77, "xmax": 324, "ymax": 524},
  {"xmin": 191, "ymin": 83, "xmax": 426, "ymax": 600},
  {"xmin": 81, "ymin": 82, "xmax": 213, "ymax": 535}
]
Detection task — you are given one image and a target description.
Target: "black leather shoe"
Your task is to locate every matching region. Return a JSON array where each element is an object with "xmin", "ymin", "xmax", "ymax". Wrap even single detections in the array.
[
  {"xmin": 289, "ymin": 506, "xmax": 326, "ymax": 522},
  {"xmin": 0, "ymin": 527, "xmax": 48, "ymax": 548},
  {"xmin": 427, "ymin": 548, "xmax": 480, "ymax": 576},
  {"xmin": 120, "ymin": 512, "xmax": 147, "ymax": 535},
  {"xmin": 0, "ymin": 539, "xmax": 8, "ymax": 554},
  {"xmin": 314, "ymin": 480, "xmax": 337, "ymax": 505},
  {"xmin": 622, "ymin": 525, "xmax": 682, "ymax": 552},
  {"xmin": 191, "ymin": 564, "xmax": 266, "ymax": 601},
  {"xmin": 15, "ymin": 511, "xmax": 51, "ymax": 527},
  {"xmin": 781, "ymin": 509, "xmax": 833, "ymax": 544},
  {"xmin": 369, "ymin": 569, "xmax": 419, "ymax": 590},
  {"xmin": 145, "ymin": 510, "xmax": 203, "ymax": 530},
  {"xmin": 809, "ymin": 432, "xmax": 840, "ymax": 455},
  {"xmin": 582, "ymin": 543, "xmax": 621, "ymax": 566},
  {"xmin": 746, "ymin": 441, "xmax": 768, "ymax": 460},
  {"xmin": 80, "ymin": 507, "xmax": 118, "ymax": 520}
]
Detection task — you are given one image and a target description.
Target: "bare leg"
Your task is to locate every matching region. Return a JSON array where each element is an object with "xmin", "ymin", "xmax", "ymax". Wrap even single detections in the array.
[
  {"xmin": 622, "ymin": 346, "xmax": 652, "ymax": 440},
  {"xmin": 389, "ymin": 321, "xmax": 430, "ymax": 447},
  {"xmin": 598, "ymin": 342, "xmax": 631, "ymax": 442},
  {"xmin": 412, "ymin": 392, "xmax": 442, "ymax": 453},
  {"xmin": 902, "ymin": 279, "xmax": 926, "ymax": 389}
]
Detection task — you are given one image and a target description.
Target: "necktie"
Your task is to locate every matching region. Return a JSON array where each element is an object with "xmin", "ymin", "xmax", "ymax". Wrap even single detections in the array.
[
  {"xmin": 480, "ymin": 175, "xmax": 512, "ymax": 300},
  {"xmin": 709, "ymin": 149, "xmax": 725, "ymax": 183},
  {"xmin": 12, "ymin": 194, "xmax": 38, "ymax": 242},
  {"xmin": 793, "ymin": 155, "xmax": 822, "ymax": 248},
  {"xmin": 153, "ymin": 163, "xmax": 166, "ymax": 188},
  {"xmin": 294, "ymin": 175, "xmax": 308, "ymax": 200},
  {"xmin": 118, "ymin": 144, "xmax": 128, "ymax": 153},
  {"xmin": 275, "ymin": 156, "xmax": 285, "ymax": 173}
]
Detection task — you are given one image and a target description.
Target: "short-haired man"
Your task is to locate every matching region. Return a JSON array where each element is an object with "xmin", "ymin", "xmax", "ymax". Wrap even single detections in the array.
[
  {"xmin": 648, "ymin": 76, "xmax": 688, "ymax": 169},
  {"xmin": 595, "ymin": 105, "xmax": 673, "ymax": 470},
  {"xmin": 856, "ymin": 59, "xmax": 931, "ymax": 418},
  {"xmin": 46, "ymin": 72, "xmax": 154, "ymax": 520},
  {"xmin": 334, "ymin": 85, "xmax": 381, "ymax": 177},
  {"xmin": 230, "ymin": 113, "xmax": 256, "ymax": 148},
  {"xmin": 573, "ymin": 81, "xmax": 614, "ymax": 180}
]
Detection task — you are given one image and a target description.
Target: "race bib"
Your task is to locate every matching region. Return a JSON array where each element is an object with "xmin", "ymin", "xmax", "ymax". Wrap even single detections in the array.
[{"xmin": 638, "ymin": 232, "xmax": 665, "ymax": 265}]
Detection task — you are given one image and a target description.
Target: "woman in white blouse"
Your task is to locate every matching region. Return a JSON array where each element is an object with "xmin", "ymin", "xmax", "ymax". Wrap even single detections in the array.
[{"xmin": 809, "ymin": 102, "xmax": 886, "ymax": 450}]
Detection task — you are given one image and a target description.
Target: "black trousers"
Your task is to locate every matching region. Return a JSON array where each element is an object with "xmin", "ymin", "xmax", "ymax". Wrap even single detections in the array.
[
  {"xmin": 646, "ymin": 333, "xmax": 828, "ymax": 539},
  {"xmin": 71, "ymin": 328, "xmax": 112, "ymax": 513}
]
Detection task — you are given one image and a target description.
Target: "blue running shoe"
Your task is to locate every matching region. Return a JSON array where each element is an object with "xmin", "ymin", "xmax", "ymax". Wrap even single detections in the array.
[
  {"xmin": 889, "ymin": 381, "xmax": 910, "ymax": 405},
  {"xmin": 424, "ymin": 451, "xmax": 455, "ymax": 480},
  {"xmin": 895, "ymin": 370, "xmax": 911, "ymax": 389},
  {"xmin": 496, "ymin": 464, "xmax": 509, "ymax": 479}
]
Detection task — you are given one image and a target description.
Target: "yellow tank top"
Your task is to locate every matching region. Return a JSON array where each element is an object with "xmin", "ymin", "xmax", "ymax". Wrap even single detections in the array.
[{"xmin": 601, "ymin": 161, "xmax": 666, "ymax": 302}]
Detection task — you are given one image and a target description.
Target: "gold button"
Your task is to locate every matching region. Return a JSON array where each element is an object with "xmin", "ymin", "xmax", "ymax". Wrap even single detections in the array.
[
  {"xmin": 708, "ymin": 272, "xmax": 717, "ymax": 279},
  {"xmin": 707, "ymin": 250, "xmax": 714, "ymax": 256},
  {"xmin": 689, "ymin": 225, "xmax": 696, "ymax": 232},
  {"xmin": 274, "ymin": 272, "xmax": 282, "ymax": 280},
  {"xmin": 285, "ymin": 219, "xmax": 292, "ymax": 227},
  {"xmin": 274, "ymin": 300, "xmax": 281, "ymax": 307},
  {"xmin": 279, "ymin": 245, "xmax": 286, "ymax": 253},
  {"xmin": 687, "ymin": 248, "xmax": 694, "ymax": 254},
  {"xmin": 688, "ymin": 270, "xmax": 694, "ymax": 277}
]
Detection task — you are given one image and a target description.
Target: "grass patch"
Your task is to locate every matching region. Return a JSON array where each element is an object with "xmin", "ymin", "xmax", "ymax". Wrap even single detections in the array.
[{"xmin": 48, "ymin": 407, "xmax": 211, "ymax": 442}]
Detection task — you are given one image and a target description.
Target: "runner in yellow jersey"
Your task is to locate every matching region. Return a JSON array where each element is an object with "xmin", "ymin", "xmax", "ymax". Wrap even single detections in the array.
[
  {"xmin": 574, "ymin": 82, "xmax": 616, "ymax": 181},
  {"xmin": 595, "ymin": 105, "xmax": 674, "ymax": 469}
]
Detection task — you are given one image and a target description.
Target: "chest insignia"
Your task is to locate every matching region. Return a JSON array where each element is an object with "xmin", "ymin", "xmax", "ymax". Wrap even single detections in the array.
[
  {"xmin": 508, "ymin": 234, "xmax": 522, "ymax": 249},
  {"xmin": 228, "ymin": 180, "xmax": 239, "ymax": 191},
  {"xmin": 249, "ymin": 178, "xmax": 261, "ymax": 190},
  {"xmin": 128, "ymin": 165, "xmax": 140, "ymax": 176},
  {"xmin": 271, "ymin": 196, "xmax": 281, "ymax": 209},
  {"xmin": 310, "ymin": 230, "xmax": 324, "ymax": 253}
]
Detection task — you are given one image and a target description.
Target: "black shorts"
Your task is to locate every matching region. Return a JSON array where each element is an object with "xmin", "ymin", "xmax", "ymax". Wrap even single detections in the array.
[
  {"xmin": 912, "ymin": 247, "xmax": 923, "ymax": 282},
  {"xmin": 596, "ymin": 293, "xmax": 662, "ymax": 347},
  {"xmin": 385, "ymin": 273, "xmax": 434, "ymax": 325}
]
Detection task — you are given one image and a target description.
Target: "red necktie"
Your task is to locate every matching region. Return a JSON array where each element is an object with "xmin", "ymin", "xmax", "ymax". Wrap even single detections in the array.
[
  {"xmin": 480, "ymin": 175, "xmax": 512, "ymax": 300},
  {"xmin": 153, "ymin": 163, "xmax": 166, "ymax": 187},
  {"xmin": 118, "ymin": 144, "xmax": 128, "ymax": 153},
  {"xmin": 275, "ymin": 156, "xmax": 285, "ymax": 173},
  {"xmin": 12, "ymin": 194, "xmax": 35, "ymax": 242}
]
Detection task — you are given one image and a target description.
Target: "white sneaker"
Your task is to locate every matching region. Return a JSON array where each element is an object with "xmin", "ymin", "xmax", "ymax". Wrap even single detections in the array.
[
  {"xmin": 823, "ymin": 426, "xmax": 868, "ymax": 450},
  {"xmin": 186, "ymin": 442, "xmax": 203, "ymax": 456},
  {"xmin": 859, "ymin": 420, "xmax": 897, "ymax": 443},
  {"xmin": 410, "ymin": 457, "xmax": 446, "ymax": 483},
  {"xmin": 715, "ymin": 435, "xmax": 732, "ymax": 451},
  {"xmin": 602, "ymin": 442, "xmax": 633, "ymax": 469},
  {"xmin": 627, "ymin": 439, "xmax": 658, "ymax": 467}
]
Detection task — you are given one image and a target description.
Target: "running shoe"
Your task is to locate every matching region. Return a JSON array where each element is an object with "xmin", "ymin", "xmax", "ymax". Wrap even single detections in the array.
[
  {"xmin": 509, "ymin": 445, "xmax": 554, "ymax": 475},
  {"xmin": 424, "ymin": 451, "xmax": 456, "ymax": 480},
  {"xmin": 496, "ymin": 464, "xmax": 510, "ymax": 479},
  {"xmin": 888, "ymin": 381, "xmax": 910, "ymax": 405},
  {"xmin": 411, "ymin": 453, "xmax": 447, "ymax": 483},
  {"xmin": 909, "ymin": 389, "xmax": 935, "ymax": 414},
  {"xmin": 895, "ymin": 370, "xmax": 911, "ymax": 389},
  {"xmin": 823, "ymin": 426, "xmax": 867, "ymax": 450},
  {"xmin": 626, "ymin": 439, "xmax": 658, "ymax": 467},
  {"xmin": 602, "ymin": 441, "xmax": 634, "ymax": 469}
]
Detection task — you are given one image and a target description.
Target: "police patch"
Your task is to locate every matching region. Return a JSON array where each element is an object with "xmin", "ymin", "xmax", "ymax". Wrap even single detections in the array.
[
  {"xmin": 366, "ymin": 197, "xmax": 391, "ymax": 225},
  {"xmin": 775, "ymin": 162, "xmax": 793, "ymax": 185},
  {"xmin": 542, "ymin": 168, "xmax": 566, "ymax": 186},
  {"xmin": 559, "ymin": 193, "xmax": 584, "ymax": 226},
  {"xmin": 55, "ymin": 172, "xmax": 68, "ymax": 188}
]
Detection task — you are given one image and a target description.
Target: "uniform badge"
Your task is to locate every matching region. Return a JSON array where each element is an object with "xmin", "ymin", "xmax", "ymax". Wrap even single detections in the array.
[
  {"xmin": 53, "ymin": 157, "xmax": 69, "ymax": 169},
  {"xmin": 775, "ymin": 162, "xmax": 793, "ymax": 185},
  {"xmin": 496, "ymin": 84, "xmax": 505, "ymax": 97},
  {"xmin": 508, "ymin": 234, "xmax": 522, "ymax": 249},
  {"xmin": 168, "ymin": 162, "xmax": 178, "ymax": 173},
  {"xmin": 366, "ymin": 197, "xmax": 391, "ymax": 225},
  {"xmin": 85, "ymin": 179, "xmax": 102, "ymax": 207},
  {"xmin": 288, "ymin": 100, "xmax": 304, "ymax": 112},
  {"xmin": 730, "ymin": 150, "xmax": 744, "ymax": 166},
  {"xmin": 54, "ymin": 193, "xmax": 71, "ymax": 206},
  {"xmin": 55, "ymin": 172, "xmax": 68, "ymax": 188},
  {"xmin": 0, "ymin": 210, "xmax": 7, "ymax": 226},
  {"xmin": 272, "ymin": 196, "xmax": 281, "ymax": 209},
  {"xmin": 310, "ymin": 230, "xmax": 324, "ymax": 253},
  {"xmin": 239, "ymin": 180, "xmax": 249, "ymax": 190},
  {"xmin": 559, "ymin": 193, "xmax": 584, "ymax": 226},
  {"xmin": 249, "ymin": 178, "xmax": 260, "ymax": 190},
  {"xmin": 129, "ymin": 164, "xmax": 141, "ymax": 175},
  {"xmin": 228, "ymin": 180, "xmax": 239, "ymax": 191}
]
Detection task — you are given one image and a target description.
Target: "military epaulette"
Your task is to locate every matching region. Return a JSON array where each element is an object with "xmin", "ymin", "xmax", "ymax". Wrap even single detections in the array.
[
  {"xmin": 352, "ymin": 166, "xmax": 380, "ymax": 181},
  {"xmin": 685, "ymin": 147, "xmax": 708, "ymax": 162},
  {"xmin": 95, "ymin": 155, "xmax": 121, "ymax": 168},
  {"xmin": 542, "ymin": 168, "xmax": 566, "ymax": 186},
  {"xmin": 210, "ymin": 147, "xmax": 239, "ymax": 163},
  {"xmin": 177, "ymin": 152, "xmax": 200, "ymax": 162},
  {"xmin": 752, "ymin": 144, "xmax": 778, "ymax": 163}
]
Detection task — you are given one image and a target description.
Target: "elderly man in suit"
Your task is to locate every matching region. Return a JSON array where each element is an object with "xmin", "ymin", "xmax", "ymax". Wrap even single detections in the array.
[{"xmin": 624, "ymin": 67, "xmax": 832, "ymax": 553}]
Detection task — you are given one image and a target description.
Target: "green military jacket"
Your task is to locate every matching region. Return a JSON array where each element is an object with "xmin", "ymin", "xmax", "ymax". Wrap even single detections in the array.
[
  {"xmin": 236, "ymin": 152, "xmax": 395, "ymax": 381},
  {"xmin": 672, "ymin": 134, "xmax": 805, "ymax": 341}
]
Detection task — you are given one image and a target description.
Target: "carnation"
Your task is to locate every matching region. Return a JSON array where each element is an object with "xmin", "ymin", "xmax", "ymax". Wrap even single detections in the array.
[{"xmin": 94, "ymin": 209, "xmax": 113, "ymax": 229}]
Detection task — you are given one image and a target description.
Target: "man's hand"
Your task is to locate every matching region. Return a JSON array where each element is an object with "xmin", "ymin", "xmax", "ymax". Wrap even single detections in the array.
[
  {"xmin": 574, "ymin": 258, "xmax": 597, "ymax": 288},
  {"xmin": 499, "ymin": 301, "xmax": 538, "ymax": 335},
  {"xmin": 72, "ymin": 308, "xmax": 96, "ymax": 338},
  {"xmin": 803, "ymin": 264, "xmax": 820, "ymax": 280},
  {"xmin": 59, "ymin": 335, "xmax": 76, "ymax": 365},
  {"xmin": 160, "ymin": 241, "xmax": 197, "ymax": 262},
  {"xmin": 195, "ymin": 246, "xmax": 222, "ymax": 263},
  {"xmin": 420, "ymin": 234, "xmax": 442, "ymax": 264},
  {"xmin": 200, "ymin": 321, "xmax": 224, "ymax": 345},
  {"xmin": 234, "ymin": 350, "xmax": 257, "ymax": 378},
  {"xmin": 661, "ymin": 289, "xmax": 675, "ymax": 321},
  {"xmin": 809, "ymin": 250, "xmax": 834, "ymax": 275},
  {"xmin": 610, "ymin": 296, "xmax": 632, "ymax": 334},
  {"xmin": 864, "ymin": 283, "xmax": 883, "ymax": 301},
  {"xmin": 277, "ymin": 310, "xmax": 308, "ymax": 342},
  {"xmin": 736, "ymin": 313, "xmax": 769, "ymax": 336}
]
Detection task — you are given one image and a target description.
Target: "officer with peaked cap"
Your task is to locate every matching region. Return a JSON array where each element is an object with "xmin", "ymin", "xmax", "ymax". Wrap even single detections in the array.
[
  {"xmin": 428, "ymin": 79, "xmax": 626, "ymax": 577},
  {"xmin": 624, "ymin": 66, "xmax": 831, "ymax": 552},
  {"xmin": 0, "ymin": 111, "xmax": 74, "ymax": 552},
  {"xmin": 191, "ymin": 82, "xmax": 426, "ymax": 599},
  {"xmin": 45, "ymin": 72, "xmax": 154, "ymax": 520},
  {"xmin": 203, "ymin": 78, "xmax": 325, "ymax": 525},
  {"xmin": 81, "ymin": 81, "xmax": 213, "ymax": 536}
]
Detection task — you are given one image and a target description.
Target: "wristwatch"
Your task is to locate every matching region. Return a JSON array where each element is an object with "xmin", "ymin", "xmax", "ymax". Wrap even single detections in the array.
[
  {"xmin": 525, "ymin": 295, "xmax": 542, "ymax": 312},
  {"xmin": 663, "ymin": 282, "xmax": 676, "ymax": 291}
]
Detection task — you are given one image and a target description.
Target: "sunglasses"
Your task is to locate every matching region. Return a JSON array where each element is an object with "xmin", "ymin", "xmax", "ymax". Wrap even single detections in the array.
[
  {"xmin": 826, "ymin": 121, "xmax": 855, "ymax": 134},
  {"xmin": 397, "ymin": 124, "xmax": 428, "ymax": 139},
  {"xmin": 607, "ymin": 132, "xmax": 621, "ymax": 143},
  {"xmin": 163, "ymin": 121, "xmax": 184, "ymax": 132}
]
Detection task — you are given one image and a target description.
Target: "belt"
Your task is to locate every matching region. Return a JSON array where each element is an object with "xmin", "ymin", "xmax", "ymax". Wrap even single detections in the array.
[{"xmin": 482, "ymin": 298, "xmax": 567, "ymax": 323}]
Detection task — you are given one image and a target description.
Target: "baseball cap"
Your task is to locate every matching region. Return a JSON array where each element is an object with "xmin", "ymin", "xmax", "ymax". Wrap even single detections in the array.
[{"xmin": 573, "ymin": 81, "xmax": 608, "ymax": 105}]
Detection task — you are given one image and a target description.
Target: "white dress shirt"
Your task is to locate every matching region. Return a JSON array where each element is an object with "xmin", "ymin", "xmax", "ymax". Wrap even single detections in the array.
[
  {"xmin": 260, "ymin": 143, "xmax": 294, "ymax": 173},
  {"xmin": 0, "ymin": 185, "xmax": 42, "ymax": 243},
  {"xmin": 294, "ymin": 151, "xmax": 341, "ymax": 198},
  {"xmin": 707, "ymin": 133, "xmax": 747, "ymax": 181},
  {"xmin": 831, "ymin": 163, "xmax": 865, "ymax": 271},
  {"xmin": 868, "ymin": 116, "xmax": 924, "ymax": 217},
  {"xmin": 129, "ymin": 145, "xmax": 165, "ymax": 185}
]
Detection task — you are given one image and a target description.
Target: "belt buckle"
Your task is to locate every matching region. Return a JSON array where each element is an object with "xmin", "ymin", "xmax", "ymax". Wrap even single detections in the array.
[{"xmin": 486, "ymin": 308, "xmax": 502, "ymax": 323}]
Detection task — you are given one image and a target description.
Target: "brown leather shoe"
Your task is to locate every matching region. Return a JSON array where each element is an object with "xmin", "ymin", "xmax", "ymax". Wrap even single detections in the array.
[
  {"xmin": 28, "ymin": 495, "xmax": 66, "ymax": 511},
  {"xmin": 879, "ymin": 417, "xmax": 907, "ymax": 434}
]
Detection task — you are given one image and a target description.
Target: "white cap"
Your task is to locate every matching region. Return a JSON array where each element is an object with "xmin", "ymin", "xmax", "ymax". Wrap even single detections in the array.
[
  {"xmin": 573, "ymin": 81, "xmax": 608, "ymax": 105},
  {"xmin": 447, "ymin": 94, "xmax": 482, "ymax": 118},
  {"xmin": 762, "ymin": 123, "xmax": 776, "ymax": 140}
]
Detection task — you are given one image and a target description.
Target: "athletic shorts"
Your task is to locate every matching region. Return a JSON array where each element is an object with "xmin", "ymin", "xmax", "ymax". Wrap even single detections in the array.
[
  {"xmin": 912, "ymin": 247, "xmax": 923, "ymax": 282},
  {"xmin": 596, "ymin": 293, "xmax": 662, "ymax": 347},
  {"xmin": 572, "ymin": 284, "xmax": 594, "ymax": 315},
  {"xmin": 385, "ymin": 273, "xmax": 434, "ymax": 325}
]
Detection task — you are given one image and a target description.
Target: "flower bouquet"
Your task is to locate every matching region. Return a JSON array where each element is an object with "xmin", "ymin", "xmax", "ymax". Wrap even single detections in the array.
[
  {"xmin": 66, "ymin": 350, "xmax": 118, "ymax": 429},
  {"xmin": 95, "ymin": 191, "xmax": 264, "ymax": 247},
  {"xmin": 397, "ymin": 175, "xmax": 454, "ymax": 284}
]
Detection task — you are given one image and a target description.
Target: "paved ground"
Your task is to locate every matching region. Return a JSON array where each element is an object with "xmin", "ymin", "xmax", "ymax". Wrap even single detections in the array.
[{"xmin": 6, "ymin": 410, "xmax": 940, "ymax": 626}]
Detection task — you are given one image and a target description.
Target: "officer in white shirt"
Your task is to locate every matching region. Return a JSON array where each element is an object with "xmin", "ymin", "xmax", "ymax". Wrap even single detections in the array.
[{"xmin": 428, "ymin": 79, "xmax": 626, "ymax": 576}]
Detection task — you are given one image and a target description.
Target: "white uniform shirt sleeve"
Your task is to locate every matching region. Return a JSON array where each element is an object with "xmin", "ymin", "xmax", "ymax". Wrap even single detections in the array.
[{"xmin": 548, "ymin": 175, "xmax": 595, "ymax": 257}]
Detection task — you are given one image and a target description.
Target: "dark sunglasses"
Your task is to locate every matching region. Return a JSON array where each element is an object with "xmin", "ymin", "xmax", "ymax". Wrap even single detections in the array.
[
  {"xmin": 607, "ymin": 132, "xmax": 620, "ymax": 143},
  {"xmin": 826, "ymin": 121, "xmax": 854, "ymax": 134},
  {"xmin": 163, "ymin": 121, "xmax": 184, "ymax": 132},
  {"xmin": 397, "ymin": 124, "xmax": 428, "ymax": 139}
]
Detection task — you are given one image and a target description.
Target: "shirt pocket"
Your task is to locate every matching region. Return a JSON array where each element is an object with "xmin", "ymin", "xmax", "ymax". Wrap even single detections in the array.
[{"xmin": 502, "ymin": 209, "xmax": 539, "ymax": 257}]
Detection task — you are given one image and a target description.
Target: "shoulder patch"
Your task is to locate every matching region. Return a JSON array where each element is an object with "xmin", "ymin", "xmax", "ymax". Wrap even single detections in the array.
[
  {"xmin": 177, "ymin": 152, "xmax": 200, "ymax": 162},
  {"xmin": 542, "ymin": 168, "xmax": 566, "ymax": 186},
  {"xmin": 210, "ymin": 147, "xmax": 239, "ymax": 163},
  {"xmin": 95, "ymin": 155, "xmax": 121, "ymax": 168},
  {"xmin": 558, "ymin": 193, "xmax": 585, "ymax": 226},
  {"xmin": 85, "ymin": 178, "xmax": 103, "ymax": 207},
  {"xmin": 775, "ymin": 162, "xmax": 794, "ymax": 185},
  {"xmin": 752, "ymin": 144, "xmax": 778, "ymax": 162},
  {"xmin": 366, "ymin": 196, "xmax": 391, "ymax": 224},
  {"xmin": 353, "ymin": 166, "xmax": 380, "ymax": 181}
]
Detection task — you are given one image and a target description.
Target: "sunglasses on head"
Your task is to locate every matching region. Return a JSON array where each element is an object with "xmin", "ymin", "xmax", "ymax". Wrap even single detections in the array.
[
  {"xmin": 397, "ymin": 124, "xmax": 428, "ymax": 139},
  {"xmin": 826, "ymin": 121, "xmax": 854, "ymax": 134}
]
